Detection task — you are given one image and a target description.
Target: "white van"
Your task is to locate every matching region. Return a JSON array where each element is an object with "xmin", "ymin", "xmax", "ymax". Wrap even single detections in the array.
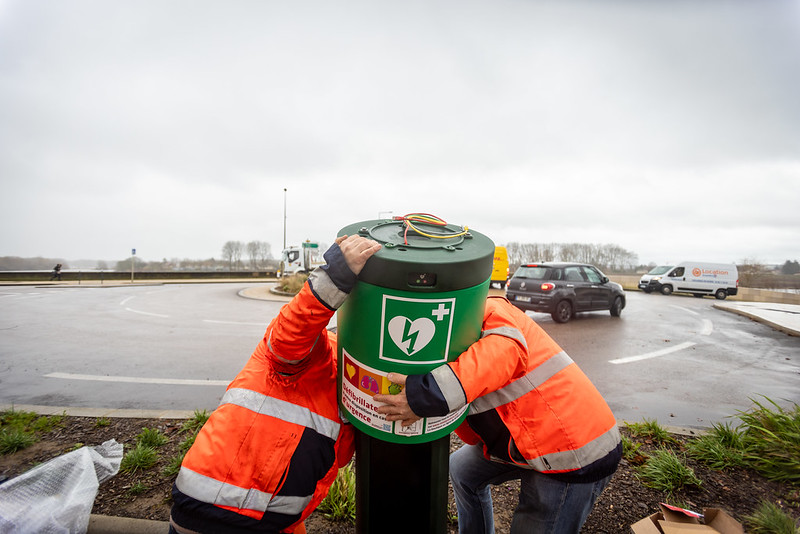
[
  {"xmin": 647, "ymin": 261, "xmax": 739, "ymax": 300},
  {"xmin": 638, "ymin": 265, "xmax": 674, "ymax": 293}
]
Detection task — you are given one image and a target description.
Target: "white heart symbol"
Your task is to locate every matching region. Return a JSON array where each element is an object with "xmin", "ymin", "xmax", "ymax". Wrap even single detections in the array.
[{"xmin": 388, "ymin": 316, "xmax": 435, "ymax": 356}]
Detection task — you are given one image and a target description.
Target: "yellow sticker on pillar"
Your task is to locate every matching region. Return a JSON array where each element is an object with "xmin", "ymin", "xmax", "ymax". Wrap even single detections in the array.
[{"xmin": 341, "ymin": 351, "xmax": 393, "ymax": 434}]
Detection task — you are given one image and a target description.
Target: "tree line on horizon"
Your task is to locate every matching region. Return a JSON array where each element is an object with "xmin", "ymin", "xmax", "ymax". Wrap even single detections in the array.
[
  {"xmin": 2, "ymin": 245, "xmax": 799, "ymax": 277},
  {"xmin": 0, "ymin": 240, "xmax": 278, "ymax": 272},
  {"xmin": 505, "ymin": 241, "xmax": 640, "ymax": 273}
]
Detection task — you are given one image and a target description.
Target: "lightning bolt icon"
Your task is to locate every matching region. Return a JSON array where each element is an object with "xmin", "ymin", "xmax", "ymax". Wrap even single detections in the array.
[{"xmin": 401, "ymin": 318, "xmax": 419, "ymax": 354}]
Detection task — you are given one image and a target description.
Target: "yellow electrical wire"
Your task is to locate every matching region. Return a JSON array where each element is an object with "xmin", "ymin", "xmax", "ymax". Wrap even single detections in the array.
[{"xmin": 399, "ymin": 213, "xmax": 469, "ymax": 243}]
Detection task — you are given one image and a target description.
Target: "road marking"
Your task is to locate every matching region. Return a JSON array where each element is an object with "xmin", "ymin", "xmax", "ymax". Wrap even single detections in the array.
[
  {"xmin": 670, "ymin": 305, "xmax": 698, "ymax": 316},
  {"xmin": 701, "ymin": 319, "xmax": 713, "ymax": 336},
  {"xmin": 45, "ymin": 372, "xmax": 228, "ymax": 386},
  {"xmin": 609, "ymin": 341, "xmax": 696, "ymax": 364},
  {"xmin": 125, "ymin": 307, "xmax": 169, "ymax": 318},
  {"xmin": 203, "ymin": 319, "xmax": 264, "ymax": 326},
  {"xmin": 120, "ymin": 296, "xmax": 134, "ymax": 306}
]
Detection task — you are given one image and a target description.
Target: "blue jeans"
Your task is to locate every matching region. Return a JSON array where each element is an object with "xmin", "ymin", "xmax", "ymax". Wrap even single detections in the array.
[{"xmin": 449, "ymin": 444, "xmax": 611, "ymax": 534}]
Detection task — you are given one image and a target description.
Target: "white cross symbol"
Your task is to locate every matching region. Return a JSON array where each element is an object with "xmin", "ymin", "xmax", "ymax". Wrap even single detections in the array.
[{"xmin": 431, "ymin": 303, "xmax": 450, "ymax": 321}]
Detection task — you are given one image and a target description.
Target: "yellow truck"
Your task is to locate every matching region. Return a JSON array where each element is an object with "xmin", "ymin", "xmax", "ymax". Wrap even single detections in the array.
[{"xmin": 490, "ymin": 246, "xmax": 509, "ymax": 289}]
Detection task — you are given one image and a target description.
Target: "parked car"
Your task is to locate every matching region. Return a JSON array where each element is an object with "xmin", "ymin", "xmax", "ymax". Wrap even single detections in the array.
[{"xmin": 506, "ymin": 262, "xmax": 626, "ymax": 323}]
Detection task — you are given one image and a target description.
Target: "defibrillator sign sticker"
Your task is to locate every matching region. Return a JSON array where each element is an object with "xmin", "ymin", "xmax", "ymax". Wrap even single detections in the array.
[{"xmin": 379, "ymin": 295, "xmax": 455, "ymax": 365}]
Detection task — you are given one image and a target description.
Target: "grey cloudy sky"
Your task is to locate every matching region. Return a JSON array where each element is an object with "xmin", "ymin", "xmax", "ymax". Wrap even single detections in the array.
[{"xmin": 1, "ymin": 0, "xmax": 799, "ymax": 266}]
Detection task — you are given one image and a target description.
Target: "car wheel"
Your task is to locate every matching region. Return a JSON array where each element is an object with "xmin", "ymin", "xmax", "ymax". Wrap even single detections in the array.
[
  {"xmin": 610, "ymin": 296, "xmax": 623, "ymax": 317},
  {"xmin": 661, "ymin": 285, "xmax": 673, "ymax": 295},
  {"xmin": 715, "ymin": 289, "xmax": 727, "ymax": 300},
  {"xmin": 551, "ymin": 301, "xmax": 573, "ymax": 323}
]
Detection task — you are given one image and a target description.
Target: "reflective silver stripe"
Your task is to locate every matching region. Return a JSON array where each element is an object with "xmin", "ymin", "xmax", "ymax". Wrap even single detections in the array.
[
  {"xmin": 431, "ymin": 365, "xmax": 467, "ymax": 411},
  {"xmin": 221, "ymin": 388, "xmax": 341, "ymax": 441},
  {"xmin": 493, "ymin": 424, "xmax": 621, "ymax": 472},
  {"xmin": 469, "ymin": 351, "xmax": 574, "ymax": 415},
  {"xmin": 267, "ymin": 330, "xmax": 319, "ymax": 365},
  {"xmin": 267, "ymin": 494, "xmax": 314, "ymax": 515},
  {"xmin": 481, "ymin": 326, "xmax": 528, "ymax": 351},
  {"xmin": 176, "ymin": 467, "xmax": 275, "ymax": 513},
  {"xmin": 176, "ymin": 467, "xmax": 313, "ymax": 515},
  {"xmin": 308, "ymin": 268, "xmax": 348, "ymax": 309}
]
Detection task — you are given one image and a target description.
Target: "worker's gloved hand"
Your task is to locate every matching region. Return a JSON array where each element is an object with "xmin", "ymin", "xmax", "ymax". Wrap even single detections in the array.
[{"xmin": 320, "ymin": 235, "xmax": 381, "ymax": 293}]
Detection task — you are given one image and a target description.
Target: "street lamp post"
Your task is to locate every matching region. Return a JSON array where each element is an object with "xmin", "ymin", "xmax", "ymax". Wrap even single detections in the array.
[{"xmin": 283, "ymin": 188, "xmax": 287, "ymax": 250}]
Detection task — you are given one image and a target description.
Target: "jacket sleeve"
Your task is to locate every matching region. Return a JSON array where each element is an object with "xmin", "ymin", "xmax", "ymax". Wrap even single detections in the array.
[
  {"xmin": 264, "ymin": 243, "xmax": 358, "ymax": 375},
  {"xmin": 405, "ymin": 308, "xmax": 529, "ymax": 417}
]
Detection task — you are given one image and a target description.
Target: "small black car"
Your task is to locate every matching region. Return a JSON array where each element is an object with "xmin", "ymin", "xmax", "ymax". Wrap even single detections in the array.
[{"xmin": 506, "ymin": 262, "xmax": 625, "ymax": 323}]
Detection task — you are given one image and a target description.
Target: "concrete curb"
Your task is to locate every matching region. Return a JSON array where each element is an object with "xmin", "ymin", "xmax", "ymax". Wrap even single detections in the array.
[
  {"xmin": 0, "ymin": 405, "xmax": 197, "ymax": 419},
  {"xmin": 713, "ymin": 303, "xmax": 800, "ymax": 337},
  {"xmin": 88, "ymin": 515, "xmax": 169, "ymax": 534}
]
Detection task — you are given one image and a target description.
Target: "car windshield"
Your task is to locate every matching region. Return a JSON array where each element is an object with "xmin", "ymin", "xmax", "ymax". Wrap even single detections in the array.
[
  {"xmin": 648, "ymin": 265, "xmax": 673, "ymax": 275},
  {"xmin": 513, "ymin": 266, "xmax": 551, "ymax": 280}
]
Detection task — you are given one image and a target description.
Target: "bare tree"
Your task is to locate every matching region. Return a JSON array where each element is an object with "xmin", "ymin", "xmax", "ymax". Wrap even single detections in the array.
[
  {"xmin": 257, "ymin": 241, "xmax": 273, "ymax": 265},
  {"xmin": 247, "ymin": 241, "xmax": 260, "ymax": 269},
  {"xmin": 245, "ymin": 241, "xmax": 273, "ymax": 269},
  {"xmin": 222, "ymin": 241, "xmax": 245, "ymax": 270}
]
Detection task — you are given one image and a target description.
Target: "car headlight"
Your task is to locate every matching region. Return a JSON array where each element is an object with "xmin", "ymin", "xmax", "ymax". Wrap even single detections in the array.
[{"xmin": 653, "ymin": 276, "xmax": 661, "ymax": 281}]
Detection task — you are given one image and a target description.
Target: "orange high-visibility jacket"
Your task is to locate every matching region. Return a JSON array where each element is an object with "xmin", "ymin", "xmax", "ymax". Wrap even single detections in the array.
[
  {"xmin": 171, "ymin": 266, "xmax": 355, "ymax": 533},
  {"xmin": 407, "ymin": 296, "xmax": 620, "ymax": 479}
]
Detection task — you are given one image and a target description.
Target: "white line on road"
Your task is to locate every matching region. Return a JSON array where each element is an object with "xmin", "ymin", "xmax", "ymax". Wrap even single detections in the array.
[
  {"xmin": 45, "ymin": 372, "xmax": 229, "ymax": 386},
  {"xmin": 609, "ymin": 341, "xmax": 696, "ymax": 364},
  {"xmin": 125, "ymin": 307, "xmax": 169, "ymax": 318},
  {"xmin": 203, "ymin": 319, "xmax": 264, "ymax": 326},
  {"xmin": 701, "ymin": 319, "xmax": 713, "ymax": 336},
  {"xmin": 120, "ymin": 296, "xmax": 134, "ymax": 306},
  {"xmin": 670, "ymin": 305, "xmax": 699, "ymax": 316}
]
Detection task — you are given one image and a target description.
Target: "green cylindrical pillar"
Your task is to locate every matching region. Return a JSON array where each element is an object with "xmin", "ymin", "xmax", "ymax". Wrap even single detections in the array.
[{"xmin": 336, "ymin": 216, "xmax": 494, "ymax": 534}]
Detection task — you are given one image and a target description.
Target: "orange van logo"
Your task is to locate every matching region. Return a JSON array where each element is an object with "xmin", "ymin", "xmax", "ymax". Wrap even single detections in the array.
[{"xmin": 692, "ymin": 268, "xmax": 702, "ymax": 277}]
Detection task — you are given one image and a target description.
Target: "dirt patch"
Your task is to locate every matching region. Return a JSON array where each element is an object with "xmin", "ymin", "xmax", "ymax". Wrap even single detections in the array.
[{"xmin": 1, "ymin": 417, "xmax": 798, "ymax": 532}]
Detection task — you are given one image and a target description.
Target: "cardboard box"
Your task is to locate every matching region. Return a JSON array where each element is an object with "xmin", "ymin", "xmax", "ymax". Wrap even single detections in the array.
[{"xmin": 630, "ymin": 503, "xmax": 744, "ymax": 534}]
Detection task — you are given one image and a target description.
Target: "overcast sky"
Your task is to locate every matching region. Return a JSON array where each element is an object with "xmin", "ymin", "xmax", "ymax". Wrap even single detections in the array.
[{"xmin": 1, "ymin": 0, "xmax": 798, "ymax": 267}]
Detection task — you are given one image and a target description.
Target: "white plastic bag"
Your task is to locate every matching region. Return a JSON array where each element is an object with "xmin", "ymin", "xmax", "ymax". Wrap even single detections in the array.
[{"xmin": 0, "ymin": 439, "xmax": 122, "ymax": 533}]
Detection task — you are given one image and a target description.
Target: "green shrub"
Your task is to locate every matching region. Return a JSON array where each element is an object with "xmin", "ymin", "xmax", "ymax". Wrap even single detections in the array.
[
  {"xmin": 120, "ymin": 444, "xmax": 159, "ymax": 474},
  {"xmin": 318, "ymin": 463, "xmax": 356, "ymax": 523},
  {"xmin": 128, "ymin": 482, "xmax": 149, "ymax": 496},
  {"xmin": 95, "ymin": 417, "xmax": 111, "ymax": 427},
  {"xmin": 686, "ymin": 422, "xmax": 746, "ymax": 470},
  {"xmin": 738, "ymin": 397, "xmax": 800, "ymax": 485},
  {"xmin": 621, "ymin": 433, "xmax": 643, "ymax": 462},
  {"xmin": 136, "ymin": 427, "xmax": 169, "ymax": 448},
  {"xmin": 278, "ymin": 274, "xmax": 308, "ymax": 295},
  {"xmin": 0, "ymin": 428, "xmax": 36, "ymax": 455},
  {"xmin": 0, "ymin": 409, "xmax": 38, "ymax": 429},
  {"xmin": 635, "ymin": 448, "xmax": 702, "ymax": 493},
  {"xmin": 163, "ymin": 454, "xmax": 185, "ymax": 478},
  {"xmin": 743, "ymin": 500, "xmax": 799, "ymax": 534},
  {"xmin": 626, "ymin": 418, "xmax": 677, "ymax": 446},
  {"xmin": 180, "ymin": 410, "xmax": 209, "ymax": 435}
]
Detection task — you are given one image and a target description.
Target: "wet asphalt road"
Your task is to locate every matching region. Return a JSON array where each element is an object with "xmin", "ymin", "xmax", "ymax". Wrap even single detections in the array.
[{"xmin": 1, "ymin": 284, "xmax": 798, "ymax": 428}]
